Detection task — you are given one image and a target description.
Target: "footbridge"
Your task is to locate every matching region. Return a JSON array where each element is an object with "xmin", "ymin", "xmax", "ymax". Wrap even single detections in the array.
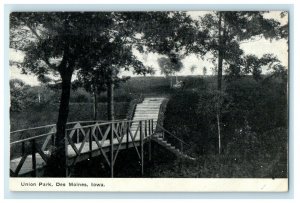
[{"xmin": 10, "ymin": 97, "xmax": 195, "ymax": 177}]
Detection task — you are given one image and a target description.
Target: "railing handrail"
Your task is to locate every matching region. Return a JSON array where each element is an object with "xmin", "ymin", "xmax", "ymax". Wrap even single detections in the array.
[
  {"xmin": 10, "ymin": 132, "xmax": 55, "ymax": 145},
  {"xmin": 65, "ymin": 119, "xmax": 153, "ymax": 131},
  {"xmin": 10, "ymin": 120, "xmax": 113, "ymax": 134},
  {"xmin": 155, "ymin": 123, "xmax": 190, "ymax": 147},
  {"xmin": 11, "ymin": 119, "xmax": 154, "ymax": 143},
  {"xmin": 10, "ymin": 124, "xmax": 56, "ymax": 134}
]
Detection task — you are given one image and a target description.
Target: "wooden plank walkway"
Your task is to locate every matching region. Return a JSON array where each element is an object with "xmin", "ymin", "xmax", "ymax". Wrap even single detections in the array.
[{"xmin": 10, "ymin": 131, "xmax": 150, "ymax": 176}]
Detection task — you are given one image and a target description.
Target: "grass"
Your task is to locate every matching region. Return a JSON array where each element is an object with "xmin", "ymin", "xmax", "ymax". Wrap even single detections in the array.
[
  {"xmin": 10, "ymin": 76, "xmax": 204, "ymax": 131},
  {"xmin": 10, "ymin": 102, "xmax": 129, "ymax": 131}
]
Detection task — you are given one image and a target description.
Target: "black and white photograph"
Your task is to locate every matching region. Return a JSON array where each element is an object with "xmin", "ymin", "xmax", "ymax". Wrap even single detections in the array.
[{"xmin": 8, "ymin": 10, "xmax": 288, "ymax": 191}]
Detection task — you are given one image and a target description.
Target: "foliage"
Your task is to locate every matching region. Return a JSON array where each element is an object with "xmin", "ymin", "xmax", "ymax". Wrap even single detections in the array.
[
  {"xmin": 163, "ymin": 90, "xmax": 207, "ymax": 154},
  {"xmin": 225, "ymin": 54, "xmax": 282, "ymax": 81},
  {"xmin": 158, "ymin": 56, "xmax": 183, "ymax": 76},
  {"xmin": 10, "ymin": 79, "xmax": 29, "ymax": 111},
  {"xmin": 135, "ymin": 12, "xmax": 205, "ymax": 56},
  {"xmin": 153, "ymin": 75, "xmax": 287, "ymax": 178},
  {"xmin": 224, "ymin": 76, "xmax": 287, "ymax": 134},
  {"xmin": 148, "ymin": 126, "xmax": 287, "ymax": 179},
  {"xmin": 69, "ymin": 88, "xmax": 91, "ymax": 103},
  {"xmin": 10, "ymin": 79, "xmax": 59, "ymax": 112},
  {"xmin": 194, "ymin": 11, "xmax": 286, "ymax": 90},
  {"xmin": 198, "ymin": 90, "xmax": 228, "ymax": 115},
  {"xmin": 73, "ymin": 29, "xmax": 154, "ymax": 95}
]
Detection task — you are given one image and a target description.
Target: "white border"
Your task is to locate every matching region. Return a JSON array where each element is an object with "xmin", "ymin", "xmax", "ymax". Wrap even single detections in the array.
[{"xmin": 9, "ymin": 178, "xmax": 288, "ymax": 192}]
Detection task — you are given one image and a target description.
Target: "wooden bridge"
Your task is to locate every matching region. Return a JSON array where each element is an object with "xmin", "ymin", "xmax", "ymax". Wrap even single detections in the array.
[{"xmin": 10, "ymin": 97, "xmax": 195, "ymax": 177}]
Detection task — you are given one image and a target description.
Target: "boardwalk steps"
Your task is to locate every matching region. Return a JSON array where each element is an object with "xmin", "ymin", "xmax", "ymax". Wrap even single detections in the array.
[
  {"xmin": 131, "ymin": 97, "xmax": 166, "ymax": 132},
  {"xmin": 152, "ymin": 134, "xmax": 195, "ymax": 161}
]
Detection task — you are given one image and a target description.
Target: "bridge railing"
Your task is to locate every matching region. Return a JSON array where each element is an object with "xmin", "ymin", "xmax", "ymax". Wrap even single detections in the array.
[
  {"xmin": 10, "ymin": 120, "xmax": 117, "ymax": 177},
  {"xmin": 10, "ymin": 119, "xmax": 155, "ymax": 177},
  {"xmin": 10, "ymin": 131, "xmax": 55, "ymax": 177},
  {"xmin": 10, "ymin": 120, "xmax": 109, "ymax": 142},
  {"xmin": 155, "ymin": 123, "xmax": 193, "ymax": 156},
  {"xmin": 10, "ymin": 120, "xmax": 109, "ymax": 157},
  {"xmin": 65, "ymin": 119, "xmax": 155, "ymax": 167}
]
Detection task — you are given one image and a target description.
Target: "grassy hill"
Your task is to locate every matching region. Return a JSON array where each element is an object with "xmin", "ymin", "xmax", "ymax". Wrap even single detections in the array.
[{"xmin": 10, "ymin": 76, "xmax": 208, "ymax": 130}]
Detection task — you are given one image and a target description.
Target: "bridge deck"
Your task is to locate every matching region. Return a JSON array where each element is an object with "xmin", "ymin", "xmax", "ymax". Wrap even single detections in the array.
[{"xmin": 10, "ymin": 131, "xmax": 156, "ymax": 176}]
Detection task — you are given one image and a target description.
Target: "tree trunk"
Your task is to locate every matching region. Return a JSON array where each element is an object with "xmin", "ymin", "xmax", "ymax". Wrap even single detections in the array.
[
  {"xmin": 217, "ymin": 113, "xmax": 221, "ymax": 154},
  {"xmin": 170, "ymin": 76, "xmax": 173, "ymax": 88},
  {"xmin": 217, "ymin": 53, "xmax": 224, "ymax": 91},
  {"xmin": 217, "ymin": 12, "xmax": 224, "ymax": 91},
  {"xmin": 46, "ymin": 70, "xmax": 73, "ymax": 177},
  {"xmin": 107, "ymin": 82, "xmax": 115, "ymax": 121},
  {"xmin": 93, "ymin": 91, "xmax": 98, "ymax": 121}
]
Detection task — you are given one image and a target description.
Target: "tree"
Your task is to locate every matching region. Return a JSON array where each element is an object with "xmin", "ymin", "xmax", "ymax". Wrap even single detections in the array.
[
  {"xmin": 72, "ymin": 76, "xmax": 105, "ymax": 121},
  {"xmin": 279, "ymin": 11, "xmax": 289, "ymax": 40},
  {"xmin": 10, "ymin": 79, "xmax": 53, "ymax": 111},
  {"xmin": 133, "ymin": 11, "xmax": 204, "ymax": 77},
  {"xmin": 203, "ymin": 66, "xmax": 207, "ymax": 76},
  {"xmin": 190, "ymin": 65, "xmax": 197, "ymax": 73},
  {"xmin": 198, "ymin": 11, "xmax": 285, "ymax": 91},
  {"xmin": 75, "ymin": 35, "xmax": 152, "ymax": 121},
  {"xmin": 10, "ymin": 79, "xmax": 29, "ymax": 111},
  {"xmin": 225, "ymin": 54, "xmax": 281, "ymax": 82},
  {"xmin": 193, "ymin": 12, "xmax": 286, "ymax": 155},
  {"xmin": 158, "ymin": 56, "xmax": 183, "ymax": 87},
  {"xmin": 73, "ymin": 12, "xmax": 194, "ymax": 121},
  {"xmin": 198, "ymin": 90, "xmax": 228, "ymax": 154}
]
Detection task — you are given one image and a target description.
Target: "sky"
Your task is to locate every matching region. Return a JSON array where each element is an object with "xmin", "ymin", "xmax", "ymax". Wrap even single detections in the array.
[{"xmin": 9, "ymin": 11, "xmax": 288, "ymax": 86}]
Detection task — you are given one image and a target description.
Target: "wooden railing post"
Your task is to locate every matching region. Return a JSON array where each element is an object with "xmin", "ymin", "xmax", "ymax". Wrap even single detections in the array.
[
  {"xmin": 110, "ymin": 123, "xmax": 114, "ymax": 178},
  {"xmin": 139, "ymin": 121, "xmax": 144, "ymax": 176},
  {"xmin": 21, "ymin": 142, "xmax": 25, "ymax": 157},
  {"xmin": 52, "ymin": 132, "xmax": 55, "ymax": 147},
  {"xmin": 180, "ymin": 142, "xmax": 183, "ymax": 172},
  {"xmin": 31, "ymin": 140, "xmax": 36, "ymax": 177},
  {"xmin": 144, "ymin": 120, "xmax": 148, "ymax": 138},
  {"xmin": 65, "ymin": 130, "xmax": 69, "ymax": 177},
  {"xmin": 148, "ymin": 120, "xmax": 150, "ymax": 136},
  {"xmin": 89, "ymin": 127, "xmax": 92, "ymax": 160},
  {"xmin": 76, "ymin": 128, "xmax": 79, "ymax": 144},
  {"xmin": 148, "ymin": 120, "xmax": 151, "ymax": 161},
  {"xmin": 151, "ymin": 119, "xmax": 154, "ymax": 158},
  {"xmin": 126, "ymin": 121, "xmax": 129, "ymax": 149},
  {"xmin": 151, "ymin": 119, "xmax": 154, "ymax": 134}
]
